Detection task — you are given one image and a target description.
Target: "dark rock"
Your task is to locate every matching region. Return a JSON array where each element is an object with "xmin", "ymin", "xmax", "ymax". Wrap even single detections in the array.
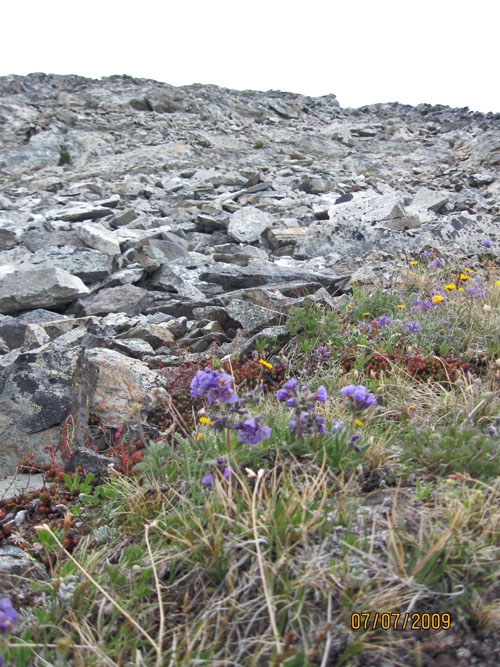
[
  {"xmin": 0, "ymin": 345, "xmax": 93, "ymax": 474},
  {"xmin": 65, "ymin": 447, "xmax": 119, "ymax": 479}
]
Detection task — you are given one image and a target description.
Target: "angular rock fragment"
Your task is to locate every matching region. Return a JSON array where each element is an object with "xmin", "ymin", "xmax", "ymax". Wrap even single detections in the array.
[
  {"xmin": 227, "ymin": 207, "xmax": 273, "ymax": 243},
  {"xmin": 411, "ymin": 187, "xmax": 449, "ymax": 212},
  {"xmin": 70, "ymin": 284, "xmax": 148, "ymax": 317},
  {"xmin": 54, "ymin": 203, "xmax": 114, "ymax": 222},
  {"xmin": 0, "ymin": 267, "xmax": 90, "ymax": 315},
  {"xmin": 65, "ymin": 447, "xmax": 119, "ymax": 479},
  {"xmin": 86, "ymin": 347, "xmax": 169, "ymax": 427},
  {"xmin": 225, "ymin": 299, "xmax": 281, "ymax": 334},
  {"xmin": 133, "ymin": 237, "xmax": 189, "ymax": 271},
  {"xmin": 20, "ymin": 245, "xmax": 116, "ymax": 283},
  {"xmin": 75, "ymin": 221, "xmax": 121, "ymax": 255},
  {"xmin": 0, "ymin": 345, "xmax": 95, "ymax": 474}
]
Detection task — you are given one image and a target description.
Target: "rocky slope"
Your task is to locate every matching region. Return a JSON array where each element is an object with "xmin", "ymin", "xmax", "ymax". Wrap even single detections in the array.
[{"xmin": 0, "ymin": 72, "xmax": 499, "ymax": 476}]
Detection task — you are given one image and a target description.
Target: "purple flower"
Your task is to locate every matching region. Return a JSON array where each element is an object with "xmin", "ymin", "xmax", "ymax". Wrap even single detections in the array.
[
  {"xmin": 350, "ymin": 433, "xmax": 362, "ymax": 453},
  {"xmin": 481, "ymin": 239, "xmax": 493, "ymax": 248},
  {"xmin": 284, "ymin": 378, "xmax": 298, "ymax": 391},
  {"xmin": 234, "ymin": 417, "xmax": 271, "ymax": 445},
  {"xmin": 331, "ymin": 420, "xmax": 345, "ymax": 433},
  {"xmin": 465, "ymin": 280, "xmax": 487, "ymax": 300},
  {"xmin": 285, "ymin": 397, "xmax": 296, "ymax": 407},
  {"xmin": 315, "ymin": 346, "xmax": 331, "ymax": 360},
  {"xmin": 191, "ymin": 369, "xmax": 238, "ymax": 404},
  {"xmin": 190, "ymin": 368, "xmax": 220, "ymax": 398},
  {"xmin": 420, "ymin": 250, "xmax": 432, "ymax": 259},
  {"xmin": 316, "ymin": 386, "xmax": 328, "ymax": 403},
  {"xmin": 312, "ymin": 414, "xmax": 327, "ymax": 434},
  {"xmin": 377, "ymin": 315, "xmax": 391, "ymax": 327},
  {"xmin": 412, "ymin": 297, "xmax": 434, "ymax": 311},
  {"xmin": 432, "ymin": 257, "xmax": 446, "ymax": 268},
  {"xmin": 405, "ymin": 321, "xmax": 421, "ymax": 333},
  {"xmin": 288, "ymin": 412, "xmax": 306, "ymax": 434},
  {"xmin": 276, "ymin": 388, "xmax": 288, "ymax": 401},
  {"xmin": 207, "ymin": 386, "xmax": 238, "ymax": 404},
  {"xmin": 202, "ymin": 473, "xmax": 214, "ymax": 488},
  {"xmin": 0, "ymin": 598, "xmax": 17, "ymax": 633},
  {"xmin": 341, "ymin": 385, "xmax": 376, "ymax": 410},
  {"xmin": 288, "ymin": 412, "xmax": 326, "ymax": 438},
  {"xmin": 223, "ymin": 467, "xmax": 233, "ymax": 480},
  {"xmin": 341, "ymin": 385, "xmax": 357, "ymax": 398}
]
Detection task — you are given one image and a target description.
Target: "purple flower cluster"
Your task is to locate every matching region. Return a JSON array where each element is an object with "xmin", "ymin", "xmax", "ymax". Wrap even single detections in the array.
[
  {"xmin": 202, "ymin": 465, "xmax": 233, "ymax": 488},
  {"xmin": 405, "ymin": 320, "xmax": 421, "ymax": 333},
  {"xmin": 331, "ymin": 420, "xmax": 345, "ymax": 433},
  {"xmin": 277, "ymin": 379, "xmax": 328, "ymax": 440},
  {"xmin": 288, "ymin": 412, "xmax": 326, "ymax": 436},
  {"xmin": 420, "ymin": 250, "xmax": 432, "ymax": 259},
  {"xmin": 277, "ymin": 380, "xmax": 328, "ymax": 406},
  {"xmin": 341, "ymin": 385, "xmax": 377, "ymax": 410},
  {"xmin": 431, "ymin": 257, "xmax": 447, "ymax": 268},
  {"xmin": 429, "ymin": 288, "xmax": 447, "ymax": 301},
  {"xmin": 288, "ymin": 412, "xmax": 326, "ymax": 435},
  {"xmin": 481, "ymin": 239, "xmax": 493, "ymax": 249},
  {"xmin": 411, "ymin": 297, "xmax": 434, "ymax": 312},
  {"xmin": 233, "ymin": 417, "xmax": 272, "ymax": 445},
  {"xmin": 0, "ymin": 597, "xmax": 17, "ymax": 633},
  {"xmin": 190, "ymin": 368, "xmax": 238, "ymax": 404},
  {"xmin": 315, "ymin": 346, "xmax": 331, "ymax": 360},
  {"xmin": 376, "ymin": 315, "xmax": 392, "ymax": 327},
  {"xmin": 465, "ymin": 280, "xmax": 487, "ymax": 300}
]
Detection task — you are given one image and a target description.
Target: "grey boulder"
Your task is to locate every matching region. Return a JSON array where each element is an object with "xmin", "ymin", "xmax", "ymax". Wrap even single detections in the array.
[{"xmin": 0, "ymin": 267, "xmax": 90, "ymax": 315}]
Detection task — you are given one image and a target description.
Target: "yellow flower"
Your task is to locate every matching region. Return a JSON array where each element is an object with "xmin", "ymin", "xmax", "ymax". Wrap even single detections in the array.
[
  {"xmin": 196, "ymin": 433, "xmax": 203, "ymax": 441},
  {"xmin": 464, "ymin": 267, "xmax": 473, "ymax": 273},
  {"xmin": 439, "ymin": 329, "xmax": 445, "ymax": 334},
  {"xmin": 444, "ymin": 284, "xmax": 456, "ymax": 290},
  {"xmin": 409, "ymin": 260, "xmax": 418, "ymax": 266},
  {"xmin": 199, "ymin": 416, "xmax": 214, "ymax": 425},
  {"xmin": 432, "ymin": 295, "xmax": 444, "ymax": 303},
  {"xmin": 408, "ymin": 405, "xmax": 416, "ymax": 410},
  {"xmin": 459, "ymin": 274, "xmax": 470, "ymax": 281},
  {"xmin": 397, "ymin": 304, "xmax": 405, "ymax": 309},
  {"xmin": 259, "ymin": 359, "xmax": 273, "ymax": 370},
  {"xmin": 459, "ymin": 287, "xmax": 464, "ymax": 292},
  {"xmin": 355, "ymin": 419, "xmax": 363, "ymax": 427},
  {"xmin": 347, "ymin": 304, "xmax": 354, "ymax": 309},
  {"xmin": 496, "ymin": 281, "xmax": 500, "ymax": 287},
  {"xmin": 362, "ymin": 312, "xmax": 370, "ymax": 317}
]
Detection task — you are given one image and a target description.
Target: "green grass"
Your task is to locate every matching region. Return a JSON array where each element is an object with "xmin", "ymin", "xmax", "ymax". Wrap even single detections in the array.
[{"xmin": 2, "ymin": 250, "xmax": 500, "ymax": 665}]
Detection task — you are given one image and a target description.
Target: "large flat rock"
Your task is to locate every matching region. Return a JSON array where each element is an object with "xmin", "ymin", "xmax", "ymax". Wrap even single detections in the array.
[{"xmin": 0, "ymin": 267, "xmax": 90, "ymax": 315}]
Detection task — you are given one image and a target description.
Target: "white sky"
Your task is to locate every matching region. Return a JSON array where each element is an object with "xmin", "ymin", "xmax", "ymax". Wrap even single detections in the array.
[{"xmin": 2, "ymin": 0, "xmax": 499, "ymax": 113}]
